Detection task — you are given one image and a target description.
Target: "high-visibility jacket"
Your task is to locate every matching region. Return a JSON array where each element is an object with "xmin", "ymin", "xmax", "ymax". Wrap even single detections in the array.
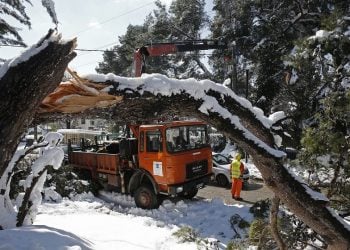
[{"xmin": 231, "ymin": 159, "xmax": 244, "ymax": 179}]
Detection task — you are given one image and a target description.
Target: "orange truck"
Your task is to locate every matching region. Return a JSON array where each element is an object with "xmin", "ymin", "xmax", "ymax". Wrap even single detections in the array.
[{"xmin": 68, "ymin": 120, "xmax": 213, "ymax": 209}]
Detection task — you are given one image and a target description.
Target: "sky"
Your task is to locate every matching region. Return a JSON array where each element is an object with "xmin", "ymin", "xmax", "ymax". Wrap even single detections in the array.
[{"xmin": 1, "ymin": 0, "xmax": 214, "ymax": 75}]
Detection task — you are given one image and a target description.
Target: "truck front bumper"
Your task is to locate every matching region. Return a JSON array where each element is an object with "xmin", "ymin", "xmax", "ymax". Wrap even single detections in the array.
[{"xmin": 167, "ymin": 173, "xmax": 212, "ymax": 196}]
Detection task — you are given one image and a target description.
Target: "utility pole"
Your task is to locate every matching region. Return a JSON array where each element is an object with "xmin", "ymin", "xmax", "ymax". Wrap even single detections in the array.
[
  {"xmin": 245, "ymin": 69, "xmax": 249, "ymax": 98},
  {"xmin": 231, "ymin": 46, "xmax": 238, "ymax": 92}
]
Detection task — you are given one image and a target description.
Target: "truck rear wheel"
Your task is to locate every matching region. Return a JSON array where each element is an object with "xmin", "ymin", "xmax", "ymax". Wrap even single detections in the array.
[
  {"xmin": 134, "ymin": 185, "xmax": 159, "ymax": 209},
  {"xmin": 180, "ymin": 188, "xmax": 198, "ymax": 199}
]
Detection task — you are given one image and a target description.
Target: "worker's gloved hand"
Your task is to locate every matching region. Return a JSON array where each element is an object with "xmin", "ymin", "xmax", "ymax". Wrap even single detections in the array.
[{"xmin": 239, "ymin": 174, "xmax": 243, "ymax": 179}]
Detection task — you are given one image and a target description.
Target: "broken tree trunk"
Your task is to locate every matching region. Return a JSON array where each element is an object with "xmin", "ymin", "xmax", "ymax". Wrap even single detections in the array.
[
  {"xmin": 36, "ymin": 74, "xmax": 350, "ymax": 249},
  {"xmin": 0, "ymin": 30, "xmax": 76, "ymax": 183}
]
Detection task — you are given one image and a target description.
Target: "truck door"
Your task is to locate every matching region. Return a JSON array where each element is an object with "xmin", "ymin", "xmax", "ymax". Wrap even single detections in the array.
[{"xmin": 138, "ymin": 130, "xmax": 166, "ymax": 184}]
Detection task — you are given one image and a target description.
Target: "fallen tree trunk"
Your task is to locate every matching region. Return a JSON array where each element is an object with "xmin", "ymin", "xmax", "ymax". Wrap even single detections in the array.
[
  {"xmin": 0, "ymin": 30, "xmax": 76, "ymax": 182},
  {"xmin": 37, "ymin": 74, "xmax": 350, "ymax": 249}
]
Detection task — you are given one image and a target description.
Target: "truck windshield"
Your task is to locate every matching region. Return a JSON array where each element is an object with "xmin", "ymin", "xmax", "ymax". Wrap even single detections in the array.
[{"xmin": 166, "ymin": 125, "xmax": 209, "ymax": 153}]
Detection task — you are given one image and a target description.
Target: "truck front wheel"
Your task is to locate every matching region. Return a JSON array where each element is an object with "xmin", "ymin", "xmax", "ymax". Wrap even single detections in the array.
[{"xmin": 134, "ymin": 185, "xmax": 159, "ymax": 209}]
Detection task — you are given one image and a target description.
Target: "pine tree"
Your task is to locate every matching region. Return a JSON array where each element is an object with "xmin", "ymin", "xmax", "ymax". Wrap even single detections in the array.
[
  {"xmin": 1, "ymin": 0, "xmax": 31, "ymax": 47},
  {"xmin": 167, "ymin": 0, "xmax": 210, "ymax": 79},
  {"xmin": 295, "ymin": 7, "xmax": 350, "ymax": 209},
  {"xmin": 97, "ymin": 0, "xmax": 211, "ymax": 79},
  {"xmin": 96, "ymin": 24, "xmax": 150, "ymax": 76},
  {"xmin": 209, "ymin": 0, "xmax": 339, "ymax": 112},
  {"xmin": 96, "ymin": 1, "xmax": 172, "ymax": 76},
  {"xmin": 300, "ymin": 91, "xmax": 350, "ymax": 208},
  {"xmin": 0, "ymin": 0, "xmax": 58, "ymax": 47}
]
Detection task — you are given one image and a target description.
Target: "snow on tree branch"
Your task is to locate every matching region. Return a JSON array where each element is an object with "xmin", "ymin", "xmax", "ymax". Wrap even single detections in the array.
[
  {"xmin": 41, "ymin": 0, "xmax": 58, "ymax": 26},
  {"xmin": 0, "ymin": 132, "xmax": 64, "ymax": 229},
  {"xmin": 0, "ymin": 30, "xmax": 65, "ymax": 79},
  {"xmin": 81, "ymin": 73, "xmax": 286, "ymax": 158}
]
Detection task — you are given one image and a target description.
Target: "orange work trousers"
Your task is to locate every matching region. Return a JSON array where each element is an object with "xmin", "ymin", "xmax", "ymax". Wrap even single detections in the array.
[{"xmin": 231, "ymin": 178, "xmax": 243, "ymax": 198}]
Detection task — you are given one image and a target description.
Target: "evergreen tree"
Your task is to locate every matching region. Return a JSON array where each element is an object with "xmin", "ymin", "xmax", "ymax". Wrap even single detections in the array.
[
  {"xmin": 97, "ymin": 0, "xmax": 211, "ymax": 79},
  {"xmin": 0, "ymin": 0, "xmax": 58, "ymax": 47},
  {"xmin": 96, "ymin": 1, "xmax": 172, "ymax": 76},
  {"xmin": 300, "ymin": 91, "xmax": 350, "ymax": 209},
  {"xmin": 209, "ymin": 0, "xmax": 340, "ymax": 113},
  {"xmin": 295, "ymin": 8, "xmax": 350, "ymax": 209},
  {"xmin": 278, "ymin": 3, "xmax": 350, "ymax": 145},
  {"xmin": 167, "ymin": 0, "xmax": 210, "ymax": 79},
  {"xmin": 0, "ymin": 0, "xmax": 31, "ymax": 47},
  {"xmin": 96, "ymin": 24, "xmax": 149, "ymax": 76}
]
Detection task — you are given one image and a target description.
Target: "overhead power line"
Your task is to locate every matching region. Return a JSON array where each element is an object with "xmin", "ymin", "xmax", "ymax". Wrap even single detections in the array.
[{"xmin": 72, "ymin": 1, "xmax": 155, "ymax": 36}]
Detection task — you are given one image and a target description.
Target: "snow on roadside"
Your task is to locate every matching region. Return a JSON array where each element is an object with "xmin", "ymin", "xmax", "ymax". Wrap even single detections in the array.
[
  {"xmin": 0, "ymin": 192, "xmax": 253, "ymax": 250},
  {"xmin": 99, "ymin": 191, "xmax": 253, "ymax": 244}
]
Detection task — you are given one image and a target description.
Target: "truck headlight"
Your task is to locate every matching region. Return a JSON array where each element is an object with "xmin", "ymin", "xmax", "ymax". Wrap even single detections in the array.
[{"xmin": 176, "ymin": 186, "xmax": 183, "ymax": 193}]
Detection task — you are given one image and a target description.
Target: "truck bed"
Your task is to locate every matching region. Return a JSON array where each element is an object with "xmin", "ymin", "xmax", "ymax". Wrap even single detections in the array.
[{"xmin": 69, "ymin": 151, "xmax": 119, "ymax": 175}]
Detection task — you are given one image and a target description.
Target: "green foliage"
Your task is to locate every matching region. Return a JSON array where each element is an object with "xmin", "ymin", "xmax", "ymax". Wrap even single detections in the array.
[
  {"xmin": 249, "ymin": 218, "xmax": 268, "ymax": 245},
  {"xmin": 172, "ymin": 226, "xmax": 198, "ymax": 243},
  {"xmin": 0, "ymin": 1, "xmax": 58, "ymax": 47},
  {"xmin": 226, "ymin": 241, "xmax": 249, "ymax": 250},
  {"xmin": 0, "ymin": 0, "xmax": 31, "ymax": 46},
  {"xmin": 97, "ymin": 0, "xmax": 210, "ymax": 79},
  {"xmin": 45, "ymin": 165, "xmax": 93, "ymax": 198},
  {"xmin": 299, "ymin": 91, "xmax": 350, "ymax": 207},
  {"xmin": 278, "ymin": 211, "xmax": 324, "ymax": 249}
]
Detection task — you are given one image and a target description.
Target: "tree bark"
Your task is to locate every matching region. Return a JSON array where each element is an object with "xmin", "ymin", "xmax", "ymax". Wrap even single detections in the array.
[
  {"xmin": 270, "ymin": 196, "xmax": 286, "ymax": 250},
  {"xmin": 16, "ymin": 168, "xmax": 47, "ymax": 227},
  {"xmin": 0, "ymin": 30, "xmax": 76, "ymax": 180},
  {"xmin": 36, "ymin": 75, "xmax": 350, "ymax": 249}
]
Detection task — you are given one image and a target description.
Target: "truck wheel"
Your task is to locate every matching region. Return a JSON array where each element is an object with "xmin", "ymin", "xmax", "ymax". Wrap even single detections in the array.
[
  {"xmin": 216, "ymin": 174, "xmax": 229, "ymax": 187},
  {"xmin": 181, "ymin": 188, "xmax": 198, "ymax": 199},
  {"xmin": 134, "ymin": 186, "xmax": 159, "ymax": 209}
]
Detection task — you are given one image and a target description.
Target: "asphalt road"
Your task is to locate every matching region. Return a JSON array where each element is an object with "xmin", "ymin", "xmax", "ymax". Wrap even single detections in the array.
[{"xmin": 197, "ymin": 179, "xmax": 274, "ymax": 205}]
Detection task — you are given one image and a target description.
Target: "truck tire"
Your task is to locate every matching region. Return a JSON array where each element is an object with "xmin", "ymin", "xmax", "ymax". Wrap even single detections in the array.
[
  {"xmin": 180, "ymin": 188, "xmax": 198, "ymax": 199},
  {"xmin": 134, "ymin": 185, "xmax": 159, "ymax": 209}
]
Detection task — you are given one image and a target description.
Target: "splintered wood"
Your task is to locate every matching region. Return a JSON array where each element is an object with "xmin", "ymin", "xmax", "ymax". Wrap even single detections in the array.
[{"xmin": 39, "ymin": 69, "xmax": 122, "ymax": 113}]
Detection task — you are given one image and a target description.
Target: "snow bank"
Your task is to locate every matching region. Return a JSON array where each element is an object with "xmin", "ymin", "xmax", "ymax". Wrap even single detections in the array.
[{"xmin": 0, "ymin": 191, "xmax": 254, "ymax": 250}]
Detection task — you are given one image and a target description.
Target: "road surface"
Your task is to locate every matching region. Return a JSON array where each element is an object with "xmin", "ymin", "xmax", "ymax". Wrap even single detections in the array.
[{"xmin": 197, "ymin": 179, "xmax": 274, "ymax": 205}]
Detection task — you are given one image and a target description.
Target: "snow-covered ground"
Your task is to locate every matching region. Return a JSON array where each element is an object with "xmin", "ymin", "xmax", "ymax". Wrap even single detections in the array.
[
  {"xmin": 2, "ymin": 142, "xmax": 349, "ymax": 250},
  {"xmin": 0, "ymin": 192, "xmax": 253, "ymax": 250}
]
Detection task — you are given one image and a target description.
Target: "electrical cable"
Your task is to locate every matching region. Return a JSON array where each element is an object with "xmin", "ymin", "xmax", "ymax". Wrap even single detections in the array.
[{"xmin": 72, "ymin": 1, "xmax": 155, "ymax": 36}]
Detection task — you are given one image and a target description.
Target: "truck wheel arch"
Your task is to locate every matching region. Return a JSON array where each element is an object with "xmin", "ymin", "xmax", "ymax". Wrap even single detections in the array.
[{"xmin": 128, "ymin": 169, "xmax": 158, "ymax": 195}]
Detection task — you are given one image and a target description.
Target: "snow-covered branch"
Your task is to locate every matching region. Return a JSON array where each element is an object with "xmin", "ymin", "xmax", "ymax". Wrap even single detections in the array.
[{"xmin": 0, "ymin": 133, "xmax": 64, "ymax": 229}]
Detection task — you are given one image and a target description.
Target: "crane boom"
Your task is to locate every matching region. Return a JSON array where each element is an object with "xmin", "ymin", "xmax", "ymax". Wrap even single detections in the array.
[{"xmin": 133, "ymin": 40, "xmax": 227, "ymax": 77}]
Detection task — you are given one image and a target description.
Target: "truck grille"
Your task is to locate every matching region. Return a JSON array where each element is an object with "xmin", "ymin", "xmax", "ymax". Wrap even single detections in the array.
[{"xmin": 186, "ymin": 160, "xmax": 208, "ymax": 179}]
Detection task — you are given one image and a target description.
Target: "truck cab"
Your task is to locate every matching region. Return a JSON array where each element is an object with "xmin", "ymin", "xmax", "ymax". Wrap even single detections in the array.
[
  {"xmin": 68, "ymin": 120, "xmax": 212, "ymax": 209},
  {"xmin": 135, "ymin": 121, "xmax": 212, "ymax": 197}
]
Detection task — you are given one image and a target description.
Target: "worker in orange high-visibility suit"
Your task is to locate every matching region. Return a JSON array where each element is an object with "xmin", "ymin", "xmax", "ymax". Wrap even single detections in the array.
[{"xmin": 231, "ymin": 153, "xmax": 244, "ymax": 200}]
